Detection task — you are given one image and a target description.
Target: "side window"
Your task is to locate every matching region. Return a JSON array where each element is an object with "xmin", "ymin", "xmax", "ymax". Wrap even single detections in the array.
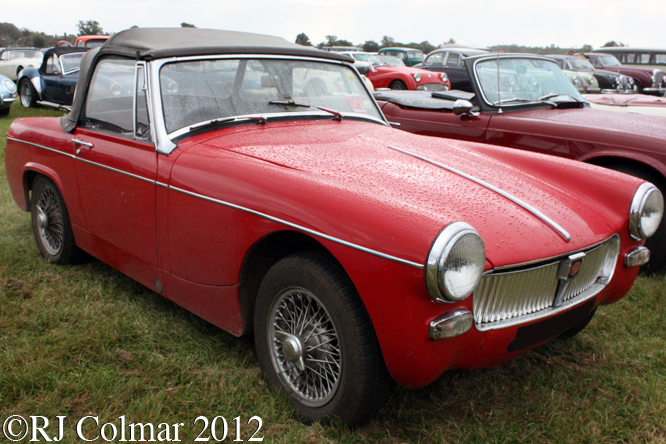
[
  {"xmin": 83, "ymin": 58, "xmax": 137, "ymax": 137},
  {"xmin": 0, "ymin": 52, "xmax": 6, "ymax": 61},
  {"xmin": 588, "ymin": 57, "xmax": 600, "ymax": 67},
  {"xmin": 396, "ymin": 52, "xmax": 405, "ymax": 59},
  {"xmin": 45, "ymin": 56, "xmax": 59, "ymax": 75},
  {"xmin": 425, "ymin": 53, "xmax": 444, "ymax": 66},
  {"xmin": 446, "ymin": 53, "xmax": 461, "ymax": 67},
  {"xmin": 654, "ymin": 54, "xmax": 666, "ymax": 65}
]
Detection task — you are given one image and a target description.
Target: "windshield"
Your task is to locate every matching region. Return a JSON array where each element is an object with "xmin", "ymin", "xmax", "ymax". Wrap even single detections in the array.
[
  {"xmin": 599, "ymin": 55, "xmax": 622, "ymax": 67},
  {"xmin": 351, "ymin": 53, "xmax": 374, "ymax": 61},
  {"xmin": 569, "ymin": 58, "xmax": 595, "ymax": 70},
  {"xmin": 160, "ymin": 58, "xmax": 382, "ymax": 134},
  {"xmin": 367, "ymin": 55, "xmax": 406, "ymax": 67},
  {"xmin": 474, "ymin": 57, "xmax": 584, "ymax": 105},
  {"xmin": 60, "ymin": 53, "xmax": 85, "ymax": 73},
  {"xmin": 7, "ymin": 49, "xmax": 42, "ymax": 60}
]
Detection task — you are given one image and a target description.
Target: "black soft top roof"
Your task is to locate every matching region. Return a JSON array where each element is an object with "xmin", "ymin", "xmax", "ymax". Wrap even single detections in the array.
[
  {"xmin": 62, "ymin": 28, "xmax": 353, "ymax": 132},
  {"xmin": 40, "ymin": 47, "xmax": 88, "ymax": 72},
  {"xmin": 100, "ymin": 27, "xmax": 350, "ymax": 62}
]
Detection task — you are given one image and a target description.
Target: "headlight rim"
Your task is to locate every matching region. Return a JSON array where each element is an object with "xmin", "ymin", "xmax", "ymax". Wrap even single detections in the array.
[
  {"xmin": 425, "ymin": 222, "xmax": 486, "ymax": 304},
  {"xmin": 629, "ymin": 182, "xmax": 664, "ymax": 240}
]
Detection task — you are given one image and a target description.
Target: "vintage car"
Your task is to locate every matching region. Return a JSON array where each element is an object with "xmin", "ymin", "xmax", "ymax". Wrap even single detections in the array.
[
  {"xmin": 548, "ymin": 54, "xmax": 634, "ymax": 93},
  {"xmin": 378, "ymin": 47, "xmax": 424, "ymax": 67},
  {"xmin": 584, "ymin": 52, "xmax": 666, "ymax": 95},
  {"xmin": 0, "ymin": 73, "xmax": 18, "ymax": 116},
  {"xmin": 592, "ymin": 47, "xmax": 666, "ymax": 71},
  {"xmin": 0, "ymin": 47, "xmax": 44, "ymax": 81},
  {"xmin": 375, "ymin": 53, "xmax": 666, "ymax": 272},
  {"xmin": 586, "ymin": 93, "xmax": 666, "ymax": 116},
  {"xmin": 17, "ymin": 47, "xmax": 89, "ymax": 110},
  {"xmin": 414, "ymin": 47, "xmax": 489, "ymax": 91},
  {"xmin": 74, "ymin": 35, "xmax": 110, "ymax": 48},
  {"xmin": 5, "ymin": 28, "xmax": 662, "ymax": 426},
  {"xmin": 362, "ymin": 54, "xmax": 450, "ymax": 91}
]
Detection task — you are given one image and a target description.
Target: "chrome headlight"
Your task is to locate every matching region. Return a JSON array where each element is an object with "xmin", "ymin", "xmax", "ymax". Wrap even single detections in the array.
[
  {"xmin": 440, "ymin": 73, "xmax": 448, "ymax": 82},
  {"xmin": 413, "ymin": 73, "xmax": 421, "ymax": 82},
  {"xmin": 426, "ymin": 222, "xmax": 486, "ymax": 303},
  {"xmin": 629, "ymin": 183, "xmax": 664, "ymax": 240},
  {"xmin": 2, "ymin": 79, "xmax": 16, "ymax": 94}
]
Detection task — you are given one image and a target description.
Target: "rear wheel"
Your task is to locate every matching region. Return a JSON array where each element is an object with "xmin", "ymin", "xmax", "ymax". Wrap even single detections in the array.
[
  {"xmin": 30, "ymin": 176, "xmax": 81, "ymax": 263},
  {"xmin": 389, "ymin": 80, "xmax": 407, "ymax": 90},
  {"xmin": 254, "ymin": 253, "xmax": 392, "ymax": 426},
  {"xmin": 19, "ymin": 79, "xmax": 37, "ymax": 108}
]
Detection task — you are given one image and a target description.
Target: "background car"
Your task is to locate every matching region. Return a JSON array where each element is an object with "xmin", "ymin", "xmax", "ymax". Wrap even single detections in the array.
[
  {"xmin": 17, "ymin": 47, "xmax": 89, "ymax": 109},
  {"xmin": 0, "ymin": 73, "xmax": 18, "ymax": 116},
  {"xmin": 364, "ymin": 54, "xmax": 450, "ymax": 91},
  {"xmin": 584, "ymin": 52, "xmax": 666, "ymax": 95},
  {"xmin": 592, "ymin": 47, "xmax": 666, "ymax": 70},
  {"xmin": 378, "ymin": 47, "xmax": 424, "ymax": 66},
  {"xmin": 548, "ymin": 54, "xmax": 634, "ymax": 93},
  {"xmin": 5, "ymin": 28, "xmax": 660, "ymax": 427},
  {"xmin": 74, "ymin": 35, "xmax": 110, "ymax": 48},
  {"xmin": 414, "ymin": 47, "xmax": 489, "ymax": 91},
  {"xmin": 0, "ymin": 47, "xmax": 44, "ymax": 81},
  {"xmin": 375, "ymin": 53, "xmax": 666, "ymax": 271},
  {"xmin": 586, "ymin": 93, "xmax": 666, "ymax": 116}
]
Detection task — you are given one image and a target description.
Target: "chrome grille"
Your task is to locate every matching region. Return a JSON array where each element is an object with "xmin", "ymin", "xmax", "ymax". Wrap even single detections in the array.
[
  {"xmin": 654, "ymin": 70, "xmax": 665, "ymax": 88},
  {"xmin": 417, "ymin": 83, "xmax": 449, "ymax": 92},
  {"xmin": 474, "ymin": 236, "xmax": 618, "ymax": 331}
]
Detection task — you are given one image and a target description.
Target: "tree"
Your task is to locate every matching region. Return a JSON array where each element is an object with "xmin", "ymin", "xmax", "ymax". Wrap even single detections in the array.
[
  {"xmin": 295, "ymin": 32, "xmax": 312, "ymax": 46},
  {"xmin": 380, "ymin": 36, "xmax": 395, "ymax": 47},
  {"xmin": 181, "ymin": 22, "xmax": 196, "ymax": 28},
  {"xmin": 77, "ymin": 20, "xmax": 104, "ymax": 36},
  {"xmin": 0, "ymin": 22, "xmax": 20, "ymax": 40},
  {"xmin": 363, "ymin": 40, "xmax": 380, "ymax": 52},
  {"xmin": 602, "ymin": 41, "xmax": 625, "ymax": 48}
]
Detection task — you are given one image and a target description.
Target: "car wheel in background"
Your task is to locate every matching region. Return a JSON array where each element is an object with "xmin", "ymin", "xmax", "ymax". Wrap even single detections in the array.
[
  {"xmin": 30, "ymin": 176, "xmax": 81, "ymax": 264},
  {"xmin": 390, "ymin": 80, "xmax": 407, "ymax": 90},
  {"xmin": 19, "ymin": 79, "xmax": 37, "ymax": 108},
  {"xmin": 254, "ymin": 252, "xmax": 392, "ymax": 426}
]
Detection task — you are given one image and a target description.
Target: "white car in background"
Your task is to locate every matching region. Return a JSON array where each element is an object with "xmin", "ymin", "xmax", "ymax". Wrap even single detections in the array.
[
  {"xmin": 0, "ymin": 47, "xmax": 44, "ymax": 80},
  {"xmin": 586, "ymin": 94, "xmax": 666, "ymax": 117}
]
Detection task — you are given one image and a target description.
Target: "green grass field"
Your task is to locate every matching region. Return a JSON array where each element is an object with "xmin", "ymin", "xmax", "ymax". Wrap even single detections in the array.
[{"xmin": 1, "ymin": 103, "xmax": 665, "ymax": 443}]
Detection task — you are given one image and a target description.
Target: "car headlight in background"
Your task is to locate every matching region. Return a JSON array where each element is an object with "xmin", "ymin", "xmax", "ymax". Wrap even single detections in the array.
[
  {"xmin": 2, "ymin": 79, "xmax": 16, "ymax": 94},
  {"xmin": 629, "ymin": 183, "xmax": 664, "ymax": 240},
  {"xmin": 440, "ymin": 73, "xmax": 448, "ymax": 82},
  {"xmin": 426, "ymin": 222, "xmax": 486, "ymax": 303},
  {"xmin": 413, "ymin": 73, "xmax": 421, "ymax": 82}
]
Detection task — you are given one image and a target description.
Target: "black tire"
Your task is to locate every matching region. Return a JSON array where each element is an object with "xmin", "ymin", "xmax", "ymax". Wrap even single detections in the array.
[
  {"xmin": 254, "ymin": 252, "xmax": 392, "ymax": 426},
  {"xmin": 559, "ymin": 307, "xmax": 596, "ymax": 339},
  {"xmin": 605, "ymin": 163, "xmax": 666, "ymax": 273},
  {"xmin": 0, "ymin": 106, "xmax": 9, "ymax": 117},
  {"xmin": 389, "ymin": 80, "xmax": 407, "ymax": 90},
  {"xmin": 30, "ymin": 176, "xmax": 81, "ymax": 264},
  {"xmin": 19, "ymin": 79, "xmax": 37, "ymax": 108}
]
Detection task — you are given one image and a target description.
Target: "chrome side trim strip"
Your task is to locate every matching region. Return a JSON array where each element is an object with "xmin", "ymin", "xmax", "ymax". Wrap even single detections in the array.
[
  {"xmin": 387, "ymin": 145, "xmax": 572, "ymax": 242},
  {"xmin": 9, "ymin": 137, "xmax": 156, "ymax": 185},
  {"xmin": 170, "ymin": 185, "xmax": 424, "ymax": 270}
]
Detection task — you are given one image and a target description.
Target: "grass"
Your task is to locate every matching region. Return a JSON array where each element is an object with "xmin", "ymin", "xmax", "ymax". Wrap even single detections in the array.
[{"xmin": 1, "ymin": 102, "xmax": 665, "ymax": 443}]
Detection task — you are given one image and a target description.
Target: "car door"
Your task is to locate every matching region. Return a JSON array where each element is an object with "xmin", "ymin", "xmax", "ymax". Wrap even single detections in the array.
[
  {"xmin": 72, "ymin": 58, "xmax": 159, "ymax": 286},
  {"xmin": 41, "ymin": 54, "xmax": 70, "ymax": 104}
]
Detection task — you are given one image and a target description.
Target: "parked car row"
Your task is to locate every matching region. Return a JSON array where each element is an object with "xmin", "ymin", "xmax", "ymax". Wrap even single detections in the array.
[{"xmin": 5, "ymin": 28, "xmax": 664, "ymax": 426}]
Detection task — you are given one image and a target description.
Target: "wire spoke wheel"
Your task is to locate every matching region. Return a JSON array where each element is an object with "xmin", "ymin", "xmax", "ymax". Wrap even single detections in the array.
[
  {"xmin": 35, "ymin": 186, "xmax": 65, "ymax": 256},
  {"xmin": 269, "ymin": 287, "xmax": 341, "ymax": 407}
]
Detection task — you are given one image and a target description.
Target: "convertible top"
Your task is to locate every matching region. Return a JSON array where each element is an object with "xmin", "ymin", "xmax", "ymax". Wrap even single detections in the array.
[
  {"xmin": 39, "ymin": 47, "xmax": 89, "ymax": 73},
  {"xmin": 373, "ymin": 90, "xmax": 475, "ymax": 111},
  {"xmin": 62, "ymin": 28, "xmax": 353, "ymax": 132}
]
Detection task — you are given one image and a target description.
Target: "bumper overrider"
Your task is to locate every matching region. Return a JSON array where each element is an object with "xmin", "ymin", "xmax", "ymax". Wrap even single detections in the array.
[{"xmin": 427, "ymin": 182, "xmax": 663, "ymax": 345}]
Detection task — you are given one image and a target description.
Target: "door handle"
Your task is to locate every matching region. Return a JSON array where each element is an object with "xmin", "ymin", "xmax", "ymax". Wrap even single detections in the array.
[{"xmin": 72, "ymin": 138, "xmax": 93, "ymax": 155}]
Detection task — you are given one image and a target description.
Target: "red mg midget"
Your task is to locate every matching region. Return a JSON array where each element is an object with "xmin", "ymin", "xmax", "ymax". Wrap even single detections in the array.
[{"xmin": 4, "ymin": 28, "xmax": 663, "ymax": 426}]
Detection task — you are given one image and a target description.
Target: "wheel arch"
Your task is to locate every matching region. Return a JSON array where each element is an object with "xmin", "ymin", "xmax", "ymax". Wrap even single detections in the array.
[
  {"xmin": 20, "ymin": 166, "xmax": 66, "ymax": 211},
  {"xmin": 586, "ymin": 155, "xmax": 666, "ymax": 189},
  {"xmin": 237, "ymin": 230, "xmax": 354, "ymax": 335}
]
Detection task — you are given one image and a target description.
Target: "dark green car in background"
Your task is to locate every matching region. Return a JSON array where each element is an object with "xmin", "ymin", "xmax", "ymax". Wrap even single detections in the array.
[{"xmin": 378, "ymin": 47, "xmax": 424, "ymax": 66}]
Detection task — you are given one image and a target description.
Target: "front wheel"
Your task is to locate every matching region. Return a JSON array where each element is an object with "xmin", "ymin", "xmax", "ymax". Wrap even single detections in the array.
[
  {"xmin": 389, "ymin": 80, "xmax": 407, "ymax": 90},
  {"xmin": 254, "ymin": 253, "xmax": 391, "ymax": 426},
  {"xmin": 19, "ymin": 79, "xmax": 37, "ymax": 108},
  {"xmin": 30, "ymin": 176, "xmax": 81, "ymax": 263}
]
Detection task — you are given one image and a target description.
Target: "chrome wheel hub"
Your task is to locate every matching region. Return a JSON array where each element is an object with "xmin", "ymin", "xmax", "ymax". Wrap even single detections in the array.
[
  {"xmin": 35, "ymin": 187, "xmax": 64, "ymax": 256},
  {"xmin": 268, "ymin": 287, "xmax": 341, "ymax": 407}
]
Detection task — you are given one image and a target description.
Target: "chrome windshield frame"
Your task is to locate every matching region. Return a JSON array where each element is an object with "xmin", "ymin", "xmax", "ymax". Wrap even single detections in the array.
[{"xmin": 146, "ymin": 54, "xmax": 389, "ymax": 155}]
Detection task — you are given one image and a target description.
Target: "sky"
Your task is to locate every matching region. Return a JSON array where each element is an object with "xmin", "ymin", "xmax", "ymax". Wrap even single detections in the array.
[{"xmin": 4, "ymin": 0, "xmax": 664, "ymax": 50}]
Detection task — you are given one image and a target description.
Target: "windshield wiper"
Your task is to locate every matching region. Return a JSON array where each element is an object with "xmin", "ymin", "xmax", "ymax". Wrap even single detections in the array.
[
  {"xmin": 493, "ymin": 97, "xmax": 532, "ymax": 105},
  {"xmin": 189, "ymin": 115, "xmax": 266, "ymax": 131},
  {"xmin": 538, "ymin": 93, "xmax": 581, "ymax": 102},
  {"xmin": 268, "ymin": 100, "xmax": 343, "ymax": 121}
]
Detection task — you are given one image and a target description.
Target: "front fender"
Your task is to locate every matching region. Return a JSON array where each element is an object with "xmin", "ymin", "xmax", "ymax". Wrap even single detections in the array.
[
  {"xmin": 17, "ymin": 68, "xmax": 43, "ymax": 98},
  {"xmin": 580, "ymin": 149, "xmax": 666, "ymax": 181}
]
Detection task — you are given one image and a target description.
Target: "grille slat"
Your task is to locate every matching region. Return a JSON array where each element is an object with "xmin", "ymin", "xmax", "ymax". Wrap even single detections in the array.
[{"xmin": 473, "ymin": 237, "xmax": 618, "ymax": 331}]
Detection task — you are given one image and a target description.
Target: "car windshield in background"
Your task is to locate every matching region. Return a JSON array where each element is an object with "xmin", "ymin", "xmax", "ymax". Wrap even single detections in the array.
[
  {"xmin": 407, "ymin": 51, "xmax": 424, "ymax": 58},
  {"xmin": 8, "ymin": 49, "xmax": 42, "ymax": 60},
  {"xmin": 368, "ymin": 55, "xmax": 406, "ymax": 67},
  {"xmin": 599, "ymin": 55, "xmax": 622, "ymax": 67},
  {"xmin": 569, "ymin": 58, "xmax": 595, "ymax": 70},
  {"xmin": 475, "ymin": 58, "xmax": 584, "ymax": 105},
  {"xmin": 60, "ymin": 53, "xmax": 85, "ymax": 73},
  {"xmin": 159, "ymin": 58, "xmax": 382, "ymax": 134}
]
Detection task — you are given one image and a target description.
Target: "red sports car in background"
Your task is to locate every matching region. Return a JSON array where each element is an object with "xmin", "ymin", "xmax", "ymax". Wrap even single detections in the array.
[
  {"xmin": 359, "ymin": 54, "xmax": 451, "ymax": 91},
  {"xmin": 5, "ymin": 29, "xmax": 661, "ymax": 426}
]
